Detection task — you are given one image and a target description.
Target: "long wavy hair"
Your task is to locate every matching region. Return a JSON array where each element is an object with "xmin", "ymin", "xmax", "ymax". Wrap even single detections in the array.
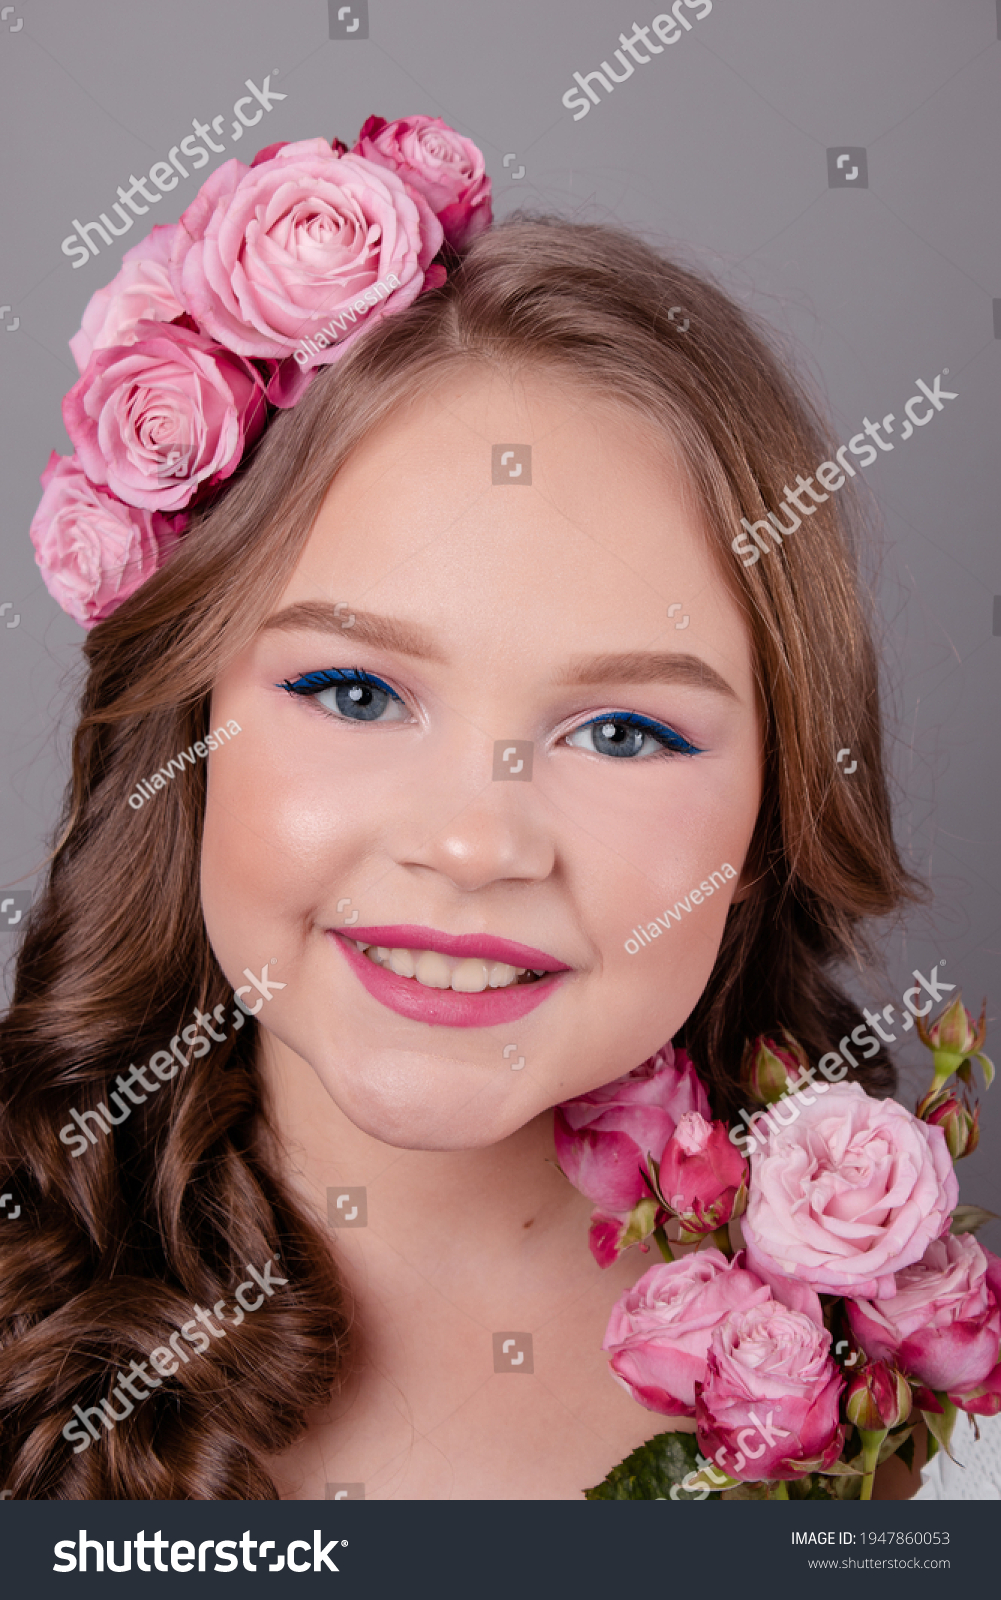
[{"xmin": 0, "ymin": 216, "xmax": 919, "ymax": 1498}]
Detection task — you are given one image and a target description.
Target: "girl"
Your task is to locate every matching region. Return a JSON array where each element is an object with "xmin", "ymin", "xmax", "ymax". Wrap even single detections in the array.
[{"xmin": 0, "ymin": 129, "xmax": 917, "ymax": 1498}]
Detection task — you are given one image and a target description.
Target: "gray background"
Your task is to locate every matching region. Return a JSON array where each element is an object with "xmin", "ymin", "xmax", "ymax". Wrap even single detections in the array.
[{"xmin": 0, "ymin": 1, "xmax": 998, "ymax": 1244}]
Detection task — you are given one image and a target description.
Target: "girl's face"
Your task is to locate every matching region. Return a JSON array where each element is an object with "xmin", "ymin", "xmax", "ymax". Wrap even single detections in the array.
[{"xmin": 201, "ymin": 368, "xmax": 762, "ymax": 1149}]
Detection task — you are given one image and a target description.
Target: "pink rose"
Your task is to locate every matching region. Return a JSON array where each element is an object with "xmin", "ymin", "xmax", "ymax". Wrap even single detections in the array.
[
  {"xmin": 63, "ymin": 321, "xmax": 269, "ymax": 513},
  {"xmin": 69, "ymin": 224, "xmax": 184, "ymax": 374},
  {"xmin": 168, "ymin": 139, "xmax": 444, "ymax": 377},
  {"xmin": 696, "ymin": 1301, "xmax": 844, "ymax": 1481},
  {"xmin": 30, "ymin": 452, "xmax": 183, "ymax": 628},
  {"xmin": 603, "ymin": 1249, "xmax": 773, "ymax": 1417},
  {"xmin": 554, "ymin": 1045, "xmax": 710, "ymax": 1214},
  {"xmin": 742, "ymin": 1081, "xmax": 958, "ymax": 1301},
  {"xmin": 847, "ymin": 1235, "xmax": 1001, "ymax": 1395},
  {"xmin": 352, "ymin": 115, "xmax": 492, "ymax": 251},
  {"xmin": 657, "ymin": 1111, "xmax": 748, "ymax": 1237}
]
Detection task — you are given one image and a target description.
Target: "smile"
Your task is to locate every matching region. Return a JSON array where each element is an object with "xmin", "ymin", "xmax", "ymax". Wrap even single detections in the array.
[
  {"xmin": 346, "ymin": 939, "xmax": 546, "ymax": 992},
  {"xmin": 328, "ymin": 924, "xmax": 570, "ymax": 1029}
]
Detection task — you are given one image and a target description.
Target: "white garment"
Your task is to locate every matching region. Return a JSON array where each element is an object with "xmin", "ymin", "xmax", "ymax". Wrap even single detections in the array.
[{"xmin": 912, "ymin": 1411, "xmax": 1001, "ymax": 1499}]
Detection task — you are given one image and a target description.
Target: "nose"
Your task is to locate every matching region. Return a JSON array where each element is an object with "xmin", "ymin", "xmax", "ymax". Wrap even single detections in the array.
[{"xmin": 395, "ymin": 786, "xmax": 556, "ymax": 894}]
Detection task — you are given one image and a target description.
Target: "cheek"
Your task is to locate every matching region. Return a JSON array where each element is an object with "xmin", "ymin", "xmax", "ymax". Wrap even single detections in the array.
[
  {"xmin": 554, "ymin": 755, "xmax": 759, "ymax": 1057},
  {"xmin": 555, "ymin": 756, "xmax": 759, "ymax": 937},
  {"xmin": 198, "ymin": 719, "xmax": 362, "ymax": 972}
]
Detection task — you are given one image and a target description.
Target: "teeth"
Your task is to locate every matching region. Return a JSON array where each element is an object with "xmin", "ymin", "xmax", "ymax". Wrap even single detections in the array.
[
  {"xmin": 451, "ymin": 958, "xmax": 488, "ymax": 993},
  {"xmin": 414, "ymin": 950, "xmax": 452, "ymax": 989},
  {"xmin": 487, "ymin": 962, "xmax": 518, "ymax": 988},
  {"xmin": 351, "ymin": 940, "xmax": 545, "ymax": 993}
]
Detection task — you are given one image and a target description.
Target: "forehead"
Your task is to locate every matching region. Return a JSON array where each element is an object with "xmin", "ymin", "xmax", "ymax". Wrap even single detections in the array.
[{"xmin": 279, "ymin": 366, "xmax": 750, "ymax": 684}]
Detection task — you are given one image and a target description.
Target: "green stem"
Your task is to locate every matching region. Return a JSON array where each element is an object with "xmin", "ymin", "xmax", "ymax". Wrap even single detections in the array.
[
  {"xmin": 769, "ymin": 1480, "xmax": 789, "ymax": 1500},
  {"xmin": 652, "ymin": 1225, "xmax": 675, "ymax": 1263},
  {"xmin": 859, "ymin": 1428, "xmax": 887, "ymax": 1501},
  {"xmin": 710, "ymin": 1224, "xmax": 733, "ymax": 1258}
]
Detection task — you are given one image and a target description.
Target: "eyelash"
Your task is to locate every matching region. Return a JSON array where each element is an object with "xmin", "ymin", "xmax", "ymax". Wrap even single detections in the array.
[
  {"xmin": 279, "ymin": 669, "xmax": 703, "ymax": 757},
  {"xmin": 280, "ymin": 667, "xmax": 404, "ymax": 702}
]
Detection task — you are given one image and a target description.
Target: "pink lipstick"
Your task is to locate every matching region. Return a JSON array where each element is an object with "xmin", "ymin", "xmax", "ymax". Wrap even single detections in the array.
[{"xmin": 327, "ymin": 924, "xmax": 570, "ymax": 1028}]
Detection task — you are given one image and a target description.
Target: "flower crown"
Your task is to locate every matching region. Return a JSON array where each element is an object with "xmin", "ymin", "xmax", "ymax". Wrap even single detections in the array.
[{"xmin": 31, "ymin": 116, "xmax": 492, "ymax": 628}]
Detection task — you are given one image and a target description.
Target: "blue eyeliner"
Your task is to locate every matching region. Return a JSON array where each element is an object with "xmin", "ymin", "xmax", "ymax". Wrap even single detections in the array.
[
  {"xmin": 279, "ymin": 667, "xmax": 403, "ymax": 700},
  {"xmin": 577, "ymin": 711, "xmax": 703, "ymax": 756}
]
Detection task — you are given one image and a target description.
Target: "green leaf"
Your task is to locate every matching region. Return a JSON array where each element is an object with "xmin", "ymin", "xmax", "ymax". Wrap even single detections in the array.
[
  {"xmin": 951, "ymin": 1204, "xmax": 998, "ymax": 1237},
  {"xmin": 974, "ymin": 1051, "xmax": 995, "ymax": 1090},
  {"xmin": 684, "ymin": 1464, "xmax": 741, "ymax": 1494},
  {"xmin": 785, "ymin": 1473, "xmax": 861, "ymax": 1501},
  {"xmin": 584, "ymin": 1430, "xmax": 725, "ymax": 1501},
  {"xmin": 831, "ymin": 1473, "xmax": 863, "ymax": 1500},
  {"xmin": 921, "ymin": 1399, "xmax": 959, "ymax": 1464},
  {"xmin": 877, "ymin": 1426, "xmax": 914, "ymax": 1466},
  {"xmin": 721, "ymin": 1480, "xmax": 771, "ymax": 1500}
]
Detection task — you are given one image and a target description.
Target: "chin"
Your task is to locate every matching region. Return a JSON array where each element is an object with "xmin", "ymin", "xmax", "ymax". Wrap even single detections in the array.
[{"xmin": 313, "ymin": 1045, "xmax": 540, "ymax": 1151}]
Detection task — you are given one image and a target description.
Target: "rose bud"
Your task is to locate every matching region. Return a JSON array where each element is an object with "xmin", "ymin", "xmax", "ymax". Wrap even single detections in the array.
[
  {"xmin": 588, "ymin": 1196, "xmax": 661, "ymax": 1269},
  {"xmin": 656, "ymin": 1112, "xmax": 748, "ymax": 1240},
  {"xmin": 741, "ymin": 1031, "xmax": 809, "ymax": 1104},
  {"xmin": 919, "ymin": 1088, "xmax": 980, "ymax": 1159},
  {"xmin": 917, "ymin": 995, "xmax": 993, "ymax": 1096},
  {"xmin": 554, "ymin": 1045, "xmax": 710, "ymax": 1215},
  {"xmin": 845, "ymin": 1361, "xmax": 911, "ymax": 1433}
]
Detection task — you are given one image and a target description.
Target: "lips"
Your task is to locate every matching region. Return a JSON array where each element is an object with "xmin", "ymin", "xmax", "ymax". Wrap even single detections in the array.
[
  {"xmin": 340, "ymin": 926, "xmax": 569, "ymax": 971},
  {"xmin": 328, "ymin": 924, "xmax": 571, "ymax": 1029}
]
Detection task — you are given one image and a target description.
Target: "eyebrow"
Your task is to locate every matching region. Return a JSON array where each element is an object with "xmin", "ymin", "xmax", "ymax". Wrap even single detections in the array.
[
  {"xmin": 261, "ymin": 603, "xmax": 737, "ymax": 699},
  {"xmin": 259, "ymin": 601, "xmax": 447, "ymax": 661},
  {"xmin": 555, "ymin": 652, "xmax": 738, "ymax": 699}
]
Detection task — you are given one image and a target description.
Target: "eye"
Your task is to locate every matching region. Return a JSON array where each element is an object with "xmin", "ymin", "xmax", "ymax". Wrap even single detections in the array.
[
  {"xmin": 279, "ymin": 668, "xmax": 410, "ymax": 724},
  {"xmin": 565, "ymin": 712, "xmax": 703, "ymax": 760}
]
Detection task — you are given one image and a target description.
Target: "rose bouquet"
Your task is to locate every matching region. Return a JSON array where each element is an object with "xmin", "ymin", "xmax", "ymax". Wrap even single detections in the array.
[{"xmin": 555, "ymin": 994, "xmax": 997, "ymax": 1500}]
